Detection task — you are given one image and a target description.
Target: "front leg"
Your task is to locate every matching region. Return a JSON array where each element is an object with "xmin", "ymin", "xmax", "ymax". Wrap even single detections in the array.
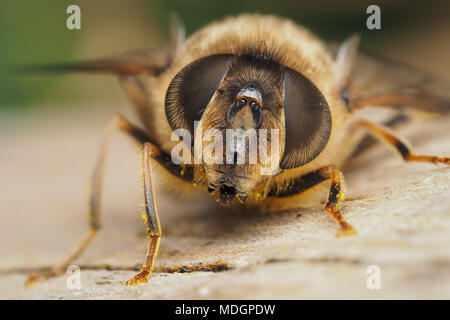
[
  {"xmin": 320, "ymin": 165, "xmax": 357, "ymax": 237},
  {"xmin": 265, "ymin": 165, "xmax": 356, "ymax": 237},
  {"xmin": 126, "ymin": 143, "xmax": 162, "ymax": 286}
]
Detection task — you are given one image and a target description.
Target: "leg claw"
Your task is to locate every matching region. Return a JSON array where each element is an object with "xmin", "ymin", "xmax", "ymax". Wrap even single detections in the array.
[
  {"xmin": 25, "ymin": 270, "xmax": 59, "ymax": 287},
  {"xmin": 126, "ymin": 270, "xmax": 151, "ymax": 287},
  {"xmin": 336, "ymin": 222, "xmax": 357, "ymax": 238}
]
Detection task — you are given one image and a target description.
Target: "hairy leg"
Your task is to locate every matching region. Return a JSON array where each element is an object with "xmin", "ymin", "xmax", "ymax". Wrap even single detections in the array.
[{"xmin": 126, "ymin": 143, "xmax": 162, "ymax": 286}]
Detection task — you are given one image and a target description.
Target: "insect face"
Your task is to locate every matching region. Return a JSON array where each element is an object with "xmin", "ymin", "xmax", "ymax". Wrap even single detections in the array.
[
  {"xmin": 166, "ymin": 52, "xmax": 333, "ymax": 205},
  {"xmin": 196, "ymin": 55, "xmax": 285, "ymax": 205}
]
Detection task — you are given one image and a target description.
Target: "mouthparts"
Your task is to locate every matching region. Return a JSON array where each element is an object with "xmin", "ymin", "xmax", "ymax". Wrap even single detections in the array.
[{"xmin": 208, "ymin": 181, "xmax": 248, "ymax": 206}]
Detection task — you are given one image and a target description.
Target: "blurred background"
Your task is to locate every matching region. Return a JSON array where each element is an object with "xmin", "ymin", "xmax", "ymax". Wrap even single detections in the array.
[{"xmin": 1, "ymin": 0, "xmax": 450, "ymax": 112}]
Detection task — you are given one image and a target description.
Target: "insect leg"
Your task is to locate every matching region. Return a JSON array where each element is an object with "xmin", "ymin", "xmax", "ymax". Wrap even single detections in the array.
[
  {"xmin": 348, "ymin": 114, "xmax": 409, "ymax": 161},
  {"xmin": 25, "ymin": 115, "xmax": 157, "ymax": 286},
  {"xmin": 320, "ymin": 165, "xmax": 357, "ymax": 238},
  {"xmin": 357, "ymin": 120, "xmax": 450, "ymax": 164},
  {"xmin": 266, "ymin": 166, "xmax": 356, "ymax": 237},
  {"xmin": 126, "ymin": 143, "xmax": 161, "ymax": 286}
]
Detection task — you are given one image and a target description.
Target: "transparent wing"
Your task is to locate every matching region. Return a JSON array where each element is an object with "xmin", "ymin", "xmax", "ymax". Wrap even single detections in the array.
[
  {"xmin": 330, "ymin": 35, "xmax": 450, "ymax": 114},
  {"xmin": 19, "ymin": 13, "xmax": 185, "ymax": 76}
]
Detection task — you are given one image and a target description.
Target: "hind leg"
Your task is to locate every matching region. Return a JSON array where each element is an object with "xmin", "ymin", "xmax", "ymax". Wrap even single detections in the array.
[{"xmin": 357, "ymin": 120, "xmax": 450, "ymax": 164}]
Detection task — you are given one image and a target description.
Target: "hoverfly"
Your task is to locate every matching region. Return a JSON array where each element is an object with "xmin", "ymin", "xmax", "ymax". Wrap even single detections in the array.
[{"xmin": 26, "ymin": 14, "xmax": 450, "ymax": 286}]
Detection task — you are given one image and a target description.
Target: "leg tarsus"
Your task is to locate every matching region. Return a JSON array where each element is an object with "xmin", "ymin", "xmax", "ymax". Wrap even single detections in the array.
[
  {"xmin": 326, "ymin": 208, "xmax": 357, "ymax": 238},
  {"xmin": 26, "ymin": 229, "xmax": 97, "ymax": 286},
  {"xmin": 126, "ymin": 235, "xmax": 160, "ymax": 286},
  {"xmin": 405, "ymin": 154, "xmax": 450, "ymax": 165}
]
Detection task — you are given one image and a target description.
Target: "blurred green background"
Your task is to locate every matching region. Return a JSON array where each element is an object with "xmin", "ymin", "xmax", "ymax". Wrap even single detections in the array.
[{"xmin": 1, "ymin": 0, "xmax": 449, "ymax": 110}]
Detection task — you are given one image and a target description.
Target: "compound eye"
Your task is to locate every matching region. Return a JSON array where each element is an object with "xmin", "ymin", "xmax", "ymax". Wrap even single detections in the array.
[
  {"xmin": 280, "ymin": 68, "xmax": 332, "ymax": 169},
  {"xmin": 165, "ymin": 54, "xmax": 233, "ymax": 135}
]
